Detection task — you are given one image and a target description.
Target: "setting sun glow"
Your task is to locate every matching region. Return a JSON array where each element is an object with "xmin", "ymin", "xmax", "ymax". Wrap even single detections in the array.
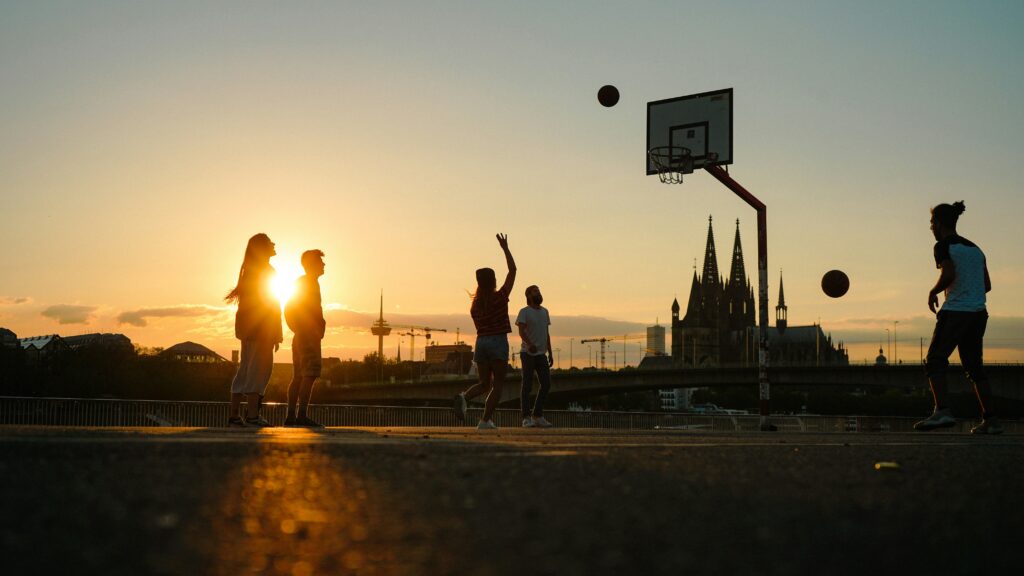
[{"xmin": 270, "ymin": 257, "xmax": 304, "ymax": 307}]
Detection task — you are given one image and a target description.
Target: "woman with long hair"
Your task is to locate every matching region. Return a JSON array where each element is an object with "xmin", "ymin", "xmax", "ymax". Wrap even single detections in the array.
[
  {"xmin": 453, "ymin": 233, "xmax": 516, "ymax": 429},
  {"xmin": 226, "ymin": 233, "xmax": 283, "ymax": 427}
]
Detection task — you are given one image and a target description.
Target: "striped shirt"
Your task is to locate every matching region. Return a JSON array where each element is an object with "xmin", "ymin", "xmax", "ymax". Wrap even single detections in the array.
[{"xmin": 471, "ymin": 284, "xmax": 513, "ymax": 336}]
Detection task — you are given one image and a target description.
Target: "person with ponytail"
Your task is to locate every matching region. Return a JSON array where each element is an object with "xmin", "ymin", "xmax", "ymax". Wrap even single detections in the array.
[
  {"xmin": 225, "ymin": 233, "xmax": 283, "ymax": 427},
  {"xmin": 914, "ymin": 201, "xmax": 1000, "ymax": 434},
  {"xmin": 453, "ymin": 234, "xmax": 516, "ymax": 429}
]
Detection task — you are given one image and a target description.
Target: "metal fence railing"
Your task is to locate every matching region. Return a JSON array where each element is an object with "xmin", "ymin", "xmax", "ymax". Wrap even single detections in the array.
[{"xmin": 0, "ymin": 396, "xmax": 1018, "ymax": 433}]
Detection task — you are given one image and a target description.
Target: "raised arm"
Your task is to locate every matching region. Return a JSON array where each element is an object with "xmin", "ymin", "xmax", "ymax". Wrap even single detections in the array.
[{"xmin": 497, "ymin": 233, "xmax": 516, "ymax": 294}]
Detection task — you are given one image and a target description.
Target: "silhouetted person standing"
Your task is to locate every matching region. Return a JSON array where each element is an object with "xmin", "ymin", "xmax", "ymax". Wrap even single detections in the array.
[
  {"xmin": 226, "ymin": 233, "xmax": 282, "ymax": 427},
  {"xmin": 914, "ymin": 201, "xmax": 1000, "ymax": 434},
  {"xmin": 284, "ymin": 250, "xmax": 326, "ymax": 428},
  {"xmin": 517, "ymin": 284, "xmax": 553, "ymax": 428},
  {"xmin": 454, "ymin": 234, "xmax": 516, "ymax": 429}
]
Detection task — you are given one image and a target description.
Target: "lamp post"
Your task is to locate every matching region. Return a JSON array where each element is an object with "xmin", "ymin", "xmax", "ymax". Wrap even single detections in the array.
[
  {"xmin": 554, "ymin": 348, "xmax": 561, "ymax": 369},
  {"xmin": 885, "ymin": 328, "xmax": 890, "ymax": 363},
  {"xmin": 570, "ymin": 338, "xmax": 574, "ymax": 370},
  {"xmin": 894, "ymin": 321, "xmax": 899, "ymax": 365}
]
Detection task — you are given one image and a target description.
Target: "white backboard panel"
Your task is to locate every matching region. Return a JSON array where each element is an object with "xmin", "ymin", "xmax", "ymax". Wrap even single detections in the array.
[{"xmin": 646, "ymin": 88, "xmax": 733, "ymax": 174}]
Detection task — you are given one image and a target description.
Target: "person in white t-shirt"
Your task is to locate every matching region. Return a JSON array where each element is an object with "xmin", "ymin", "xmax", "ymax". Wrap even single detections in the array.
[
  {"xmin": 516, "ymin": 285, "xmax": 553, "ymax": 428},
  {"xmin": 914, "ymin": 201, "xmax": 1001, "ymax": 435}
]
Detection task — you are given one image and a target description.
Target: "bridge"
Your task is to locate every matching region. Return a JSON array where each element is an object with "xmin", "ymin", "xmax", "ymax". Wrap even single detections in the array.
[{"xmin": 335, "ymin": 364, "xmax": 1024, "ymax": 403}]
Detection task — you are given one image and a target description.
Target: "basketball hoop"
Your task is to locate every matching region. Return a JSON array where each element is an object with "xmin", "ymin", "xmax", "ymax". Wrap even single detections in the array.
[{"xmin": 647, "ymin": 146, "xmax": 693, "ymax": 184}]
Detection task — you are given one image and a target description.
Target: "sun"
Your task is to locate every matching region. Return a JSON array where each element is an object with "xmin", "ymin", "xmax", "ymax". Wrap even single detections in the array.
[{"xmin": 270, "ymin": 257, "xmax": 304, "ymax": 306}]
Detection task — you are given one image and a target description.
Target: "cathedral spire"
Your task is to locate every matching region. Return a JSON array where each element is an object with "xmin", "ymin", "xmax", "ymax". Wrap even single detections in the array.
[
  {"xmin": 775, "ymin": 269, "xmax": 788, "ymax": 334},
  {"xmin": 701, "ymin": 215, "xmax": 720, "ymax": 287},
  {"xmin": 729, "ymin": 218, "xmax": 747, "ymax": 288},
  {"xmin": 682, "ymin": 269, "xmax": 701, "ymax": 325}
]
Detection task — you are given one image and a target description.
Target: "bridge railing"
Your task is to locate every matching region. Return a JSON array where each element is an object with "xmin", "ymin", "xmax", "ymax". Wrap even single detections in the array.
[{"xmin": 0, "ymin": 396, "xmax": 1018, "ymax": 433}]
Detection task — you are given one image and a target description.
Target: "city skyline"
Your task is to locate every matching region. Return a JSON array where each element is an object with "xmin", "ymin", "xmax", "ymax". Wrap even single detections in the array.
[{"xmin": 2, "ymin": 2, "xmax": 1023, "ymax": 365}]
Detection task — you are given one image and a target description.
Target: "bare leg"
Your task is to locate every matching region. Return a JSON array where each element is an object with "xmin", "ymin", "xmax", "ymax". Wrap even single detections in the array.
[
  {"xmin": 927, "ymin": 373, "xmax": 948, "ymax": 409},
  {"xmin": 286, "ymin": 374, "xmax": 301, "ymax": 420},
  {"xmin": 230, "ymin": 393, "xmax": 243, "ymax": 418},
  {"xmin": 481, "ymin": 361, "xmax": 508, "ymax": 422},
  {"xmin": 970, "ymin": 378, "xmax": 994, "ymax": 417},
  {"xmin": 297, "ymin": 376, "xmax": 317, "ymax": 418},
  {"xmin": 245, "ymin": 393, "xmax": 261, "ymax": 418},
  {"xmin": 463, "ymin": 362, "xmax": 493, "ymax": 401}
]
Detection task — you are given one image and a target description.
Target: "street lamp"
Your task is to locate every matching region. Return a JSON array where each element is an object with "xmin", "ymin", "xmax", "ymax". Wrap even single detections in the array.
[
  {"xmin": 894, "ymin": 320, "xmax": 899, "ymax": 365},
  {"xmin": 570, "ymin": 338, "xmax": 574, "ymax": 370},
  {"xmin": 885, "ymin": 328, "xmax": 891, "ymax": 363},
  {"xmin": 554, "ymin": 348, "xmax": 561, "ymax": 369}
]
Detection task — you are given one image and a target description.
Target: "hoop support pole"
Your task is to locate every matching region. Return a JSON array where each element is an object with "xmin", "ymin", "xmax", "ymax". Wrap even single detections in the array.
[{"xmin": 704, "ymin": 164, "xmax": 773, "ymax": 431}]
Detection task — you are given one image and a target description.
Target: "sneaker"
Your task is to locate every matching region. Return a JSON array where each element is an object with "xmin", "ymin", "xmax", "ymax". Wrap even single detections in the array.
[
  {"xmin": 522, "ymin": 417, "xmax": 536, "ymax": 428},
  {"xmin": 283, "ymin": 417, "xmax": 297, "ymax": 427},
  {"xmin": 971, "ymin": 418, "xmax": 1004, "ymax": 435},
  {"xmin": 453, "ymin": 393, "xmax": 468, "ymax": 423},
  {"xmin": 295, "ymin": 415, "xmax": 324, "ymax": 428},
  {"xmin": 913, "ymin": 408, "xmax": 956, "ymax": 431},
  {"xmin": 477, "ymin": 420, "xmax": 497, "ymax": 430},
  {"xmin": 244, "ymin": 415, "xmax": 271, "ymax": 428},
  {"xmin": 533, "ymin": 416, "xmax": 553, "ymax": 428},
  {"xmin": 227, "ymin": 416, "xmax": 246, "ymax": 428}
]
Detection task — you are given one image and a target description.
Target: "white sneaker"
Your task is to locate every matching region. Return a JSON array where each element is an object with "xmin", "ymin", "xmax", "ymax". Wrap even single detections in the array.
[
  {"xmin": 522, "ymin": 417, "xmax": 536, "ymax": 428},
  {"xmin": 533, "ymin": 416, "xmax": 553, "ymax": 428},
  {"xmin": 477, "ymin": 420, "xmax": 497, "ymax": 430},
  {"xmin": 913, "ymin": 408, "xmax": 955, "ymax": 431}
]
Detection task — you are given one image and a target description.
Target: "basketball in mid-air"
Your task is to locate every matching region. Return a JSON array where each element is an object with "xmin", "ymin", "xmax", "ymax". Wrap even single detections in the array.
[
  {"xmin": 821, "ymin": 270, "xmax": 850, "ymax": 298},
  {"xmin": 598, "ymin": 85, "xmax": 619, "ymax": 107}
]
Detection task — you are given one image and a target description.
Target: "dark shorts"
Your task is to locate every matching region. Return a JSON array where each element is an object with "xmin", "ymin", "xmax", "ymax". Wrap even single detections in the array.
[
  {"xmin": 474, "ymin": 334, "xmax": 509, "ymax": 364},
  {"xmin": 292, "ymin": 334, "xmax": 322, "ymax": 378},
  {"xmin": 926, "ymin": 310, "xmax": 987, "ymax": 381}
]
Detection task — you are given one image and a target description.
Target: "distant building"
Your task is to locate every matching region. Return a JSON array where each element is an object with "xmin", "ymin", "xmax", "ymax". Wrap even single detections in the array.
[
  {"xmin": 659, "ymin": 388, "xmax": 692, "ymax": 411},
  {"xmin": 425, "ymin": 343, "xmax": 472, "ymax": 364},
  {"xmin": 161, "ymin": 341, "xmax": 227, "ymax": 363},
  {"xmin": 1, "ymin": 327, "xmax": 18, "ymax": 350},
  {"xmin": 18, "ymin": 334, "xmax": 70, "ymax": 366},
  {"xmin": 646, "ymin": 324, "xmax": 666, "ymax": 357},
  {"xmin": 670, "ymin": 216, "xmax": 847, "ymax": 367},
  {"xmin": 63, "ymin": 333, "xmax": 134, "ymax": 354}
]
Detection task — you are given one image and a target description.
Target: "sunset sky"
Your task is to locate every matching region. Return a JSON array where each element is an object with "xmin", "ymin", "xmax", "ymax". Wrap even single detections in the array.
[{"xmin": 2, "ymin": 1, "xmax": 1023, "ymax": 365}]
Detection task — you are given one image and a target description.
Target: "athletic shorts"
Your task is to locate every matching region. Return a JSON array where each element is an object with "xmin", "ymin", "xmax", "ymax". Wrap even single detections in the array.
[
  {"xmin": 474, "ymin": 334, "xmax": 509, "ymax": 364},
  {"xmin": 292, "ymin": 333, "xmax": 322, "ymax": 378}
]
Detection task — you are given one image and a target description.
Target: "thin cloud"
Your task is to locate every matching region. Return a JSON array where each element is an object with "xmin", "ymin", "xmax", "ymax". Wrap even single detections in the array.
[
  {"xmin": 117, "ymin": 305, "xmax": 227, "ymax": 327},
  {"xmin": 0, "ymin": 296, "xmax": 31, "ymax": 305},
  {"xmin": 41, "ymin": 304, "xmax": 97, "ymax": 325}
]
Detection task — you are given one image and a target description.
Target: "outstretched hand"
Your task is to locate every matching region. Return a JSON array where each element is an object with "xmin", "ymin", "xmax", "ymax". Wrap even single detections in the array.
[{"xmin": 496, "ymin": 233, "xmax": 509, "ymax": 250}]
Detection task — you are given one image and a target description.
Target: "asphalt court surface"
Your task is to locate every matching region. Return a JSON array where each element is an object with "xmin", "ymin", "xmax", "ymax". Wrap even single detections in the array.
[{"xmin": 1, "ymin": 426, "xmax": 1021, "ymax": 575}]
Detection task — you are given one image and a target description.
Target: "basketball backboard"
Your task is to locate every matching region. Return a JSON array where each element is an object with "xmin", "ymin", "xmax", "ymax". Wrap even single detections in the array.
[{"xmin": 646, "ymin": 88, "xmax": 733, "ymax": 175}]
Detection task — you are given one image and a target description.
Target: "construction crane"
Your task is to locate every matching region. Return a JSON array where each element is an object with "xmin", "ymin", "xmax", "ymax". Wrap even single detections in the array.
[
  {"xmin": 390, "ymin": 325, "xmax": 447, "ymax": 362},
  {"xmin": 580, "ymin": 334, "xmax": 647, "ymax": 370}
]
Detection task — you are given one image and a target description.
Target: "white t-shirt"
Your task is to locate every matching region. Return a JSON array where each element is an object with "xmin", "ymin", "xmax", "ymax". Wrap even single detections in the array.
[
  {"xmin": 934, "ymin": 235, "xmax": 987, "ymax": 312},
  {"xmin": 515, "ymin": 305, "xmax": 550, "ymax": 356}
]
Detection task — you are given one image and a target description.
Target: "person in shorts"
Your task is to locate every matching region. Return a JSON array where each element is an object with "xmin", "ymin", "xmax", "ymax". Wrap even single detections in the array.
[
  {"xmin": 454, "ymin": 234, "xmax": 516, "ymax": 429},
  {"xmin": 914, "ymin": 201, "xmax": 1000, "ymax": 434},
  {"xmin": 517, "ymin": 285, "xmax": 554, "ymax": 428},
  {"xmin": 284, "ymin": 250, "xmax": 327, "ymax": 428}
]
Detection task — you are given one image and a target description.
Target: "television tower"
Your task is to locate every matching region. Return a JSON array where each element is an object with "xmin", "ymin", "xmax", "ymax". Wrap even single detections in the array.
[{"xmin": 370, "ymin": 291, "xmax": 391, "ymax": 360}]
